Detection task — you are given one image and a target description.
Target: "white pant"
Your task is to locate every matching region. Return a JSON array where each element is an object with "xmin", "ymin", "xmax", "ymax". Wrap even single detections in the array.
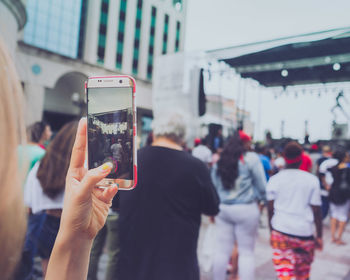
[
  {"xmin": 330, "ymin": 200, "xmax": 350, "ymax": 222},
  {"xmin": 213, "ymin": 202, "xmax": 260, "ymax": 280}
]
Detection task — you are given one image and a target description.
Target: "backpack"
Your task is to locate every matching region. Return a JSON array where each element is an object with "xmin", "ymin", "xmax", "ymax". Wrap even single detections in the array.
[{"xmin": 329, "ymin": 167, "xmax": 350, "ymax": 205}]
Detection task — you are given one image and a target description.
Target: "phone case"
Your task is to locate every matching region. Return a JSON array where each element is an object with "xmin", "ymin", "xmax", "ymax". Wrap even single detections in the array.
[{"xmin": 85, "ymin": 75, "xmax": 137, "ymax": 190}]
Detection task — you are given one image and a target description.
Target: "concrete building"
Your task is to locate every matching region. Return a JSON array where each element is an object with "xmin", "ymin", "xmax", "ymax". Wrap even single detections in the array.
[{"xmin": 0, "ymin": 0, "xmax": 187, "ymax": 145}]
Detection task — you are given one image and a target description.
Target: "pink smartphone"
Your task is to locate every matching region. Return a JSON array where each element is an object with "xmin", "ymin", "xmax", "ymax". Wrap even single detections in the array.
[{"xmin": 85, "ymin": 75, "xmax": 137, "ymax": 190}]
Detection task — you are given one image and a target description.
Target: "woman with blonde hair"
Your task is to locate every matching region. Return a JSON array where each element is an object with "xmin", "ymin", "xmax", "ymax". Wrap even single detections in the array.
[
  {"xmin": 0, "ymin": 38, "xmax": 27, "ymax": 280},
  {"xmin": 0, "ymin": 39, "xmax": 118, "ymax": 280}
]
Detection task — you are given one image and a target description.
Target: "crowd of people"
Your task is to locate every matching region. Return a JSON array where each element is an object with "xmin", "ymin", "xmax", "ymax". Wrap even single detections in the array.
[
  {"xmin": 192, "ymin": 132, "xmax": 350, "ymax": 280},
  {"xmin": 1, "ymin": 37, "xmax": 350, "ymax": 280},
  {"xmin": 18, "ymin": 119, "xmax": 350, "ymax": 280}
]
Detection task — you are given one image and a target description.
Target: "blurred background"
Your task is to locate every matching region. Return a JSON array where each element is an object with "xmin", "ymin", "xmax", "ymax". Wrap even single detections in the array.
[{"xmin": 1, "ymin": 0, "xmax": 350, "ymax": 147}]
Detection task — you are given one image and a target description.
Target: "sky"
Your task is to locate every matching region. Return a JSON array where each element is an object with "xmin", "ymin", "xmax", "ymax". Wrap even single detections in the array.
[{"xmin": 184, "ymin": 0, "xmax": 350, "ymax": 141}]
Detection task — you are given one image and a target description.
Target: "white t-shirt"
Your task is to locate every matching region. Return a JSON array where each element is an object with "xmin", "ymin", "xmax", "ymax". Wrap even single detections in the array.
[
  {"xmin": 319, "ymin": 158, "xmax": 338, "ymax": 186},
  {"xmin": 267, "ymin": 169, "xmax": 321, "ymax": 237},
  {"xmin": 192, "ymin": 145, "xmax": 212, "ymax": 164},
  {"xmin": 24, "ymin": 162, "xmax": 65, "ymax": 214}
]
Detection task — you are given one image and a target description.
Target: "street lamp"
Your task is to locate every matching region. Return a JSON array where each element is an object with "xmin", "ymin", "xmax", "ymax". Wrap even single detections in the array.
[
  {"xmin": 281, "ymin": 69, "xmax": 288, "ymax": 77},
  {"xmin": 333, "ymin": 63, "xmax": 341, "ymax": 71}
]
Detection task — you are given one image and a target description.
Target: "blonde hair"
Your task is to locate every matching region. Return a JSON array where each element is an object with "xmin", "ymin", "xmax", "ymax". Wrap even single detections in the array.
[{"xmin": 0, "ymin": 39, "xmax": 27, "ymax": 279}]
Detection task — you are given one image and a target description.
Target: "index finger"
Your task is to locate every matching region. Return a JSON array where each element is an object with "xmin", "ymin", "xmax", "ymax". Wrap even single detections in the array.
[{"xmin": 69, "ymin": 118, "xmax": 87, "ymax": 169}]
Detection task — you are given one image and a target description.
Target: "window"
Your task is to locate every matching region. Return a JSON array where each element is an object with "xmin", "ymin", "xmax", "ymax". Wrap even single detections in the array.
[
  {"xmin": 132, "ymin": 0, "xmax": 143, "ymax": 74},
  {"xmin": 147, "ymin": 6, "xmax": 157, "ymax": 79},
  {"xmin": 116, "ymin": 0, "xmax": 127, "ymax": 69},
  {"xmin": 173, "ymin": 0, "xmax": 182, "ymax": 11},
  {"xmin": 162, "ymin": 14, "xmax": 169, "ymax": 54},
  {"xmin": 175, "ymin": 21, "xmax": 181, "ymax": 52},
  {"xmin": 77, "ymin": 0, "xmax": 88, "ymax": 59},
  {"xmin": 97, "ymin": 0, "xmax": 109, "ymax": 63},
  {"xmin": 23, "ymin": 0, "xmax": 83, "ymax": 58}
]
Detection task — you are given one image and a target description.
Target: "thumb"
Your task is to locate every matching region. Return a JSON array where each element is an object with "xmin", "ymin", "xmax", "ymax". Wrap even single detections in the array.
[{"xmin": 80, "ymin": 162, "xmax": 113, "ymax": 192}]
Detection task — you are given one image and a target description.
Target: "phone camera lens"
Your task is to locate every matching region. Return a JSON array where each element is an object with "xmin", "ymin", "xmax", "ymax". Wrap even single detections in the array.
[{"xmin": 119, "ymin": 80, "xmax": 123, "ymax": 84}]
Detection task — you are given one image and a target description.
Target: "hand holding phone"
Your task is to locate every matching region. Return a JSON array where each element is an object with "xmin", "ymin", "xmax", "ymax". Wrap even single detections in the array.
[
  {"xmin": 46, "ymin": 118, "xmax": 119, "ymax": 280},
  {"xmin": 86, "ymin": 76, "xmax": 137, "ymax": 190}
]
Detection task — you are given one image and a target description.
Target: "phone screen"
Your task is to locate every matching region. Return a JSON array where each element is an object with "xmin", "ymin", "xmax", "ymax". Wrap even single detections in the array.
[{"xmin": 87, "ymin": 86, "xmax": 133, "ymax": 180}]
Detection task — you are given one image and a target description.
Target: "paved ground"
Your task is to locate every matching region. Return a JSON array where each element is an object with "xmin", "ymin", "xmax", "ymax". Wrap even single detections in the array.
[{"xmin": 33, "ymin": 213, "xmax": 350, "ymax": 279}]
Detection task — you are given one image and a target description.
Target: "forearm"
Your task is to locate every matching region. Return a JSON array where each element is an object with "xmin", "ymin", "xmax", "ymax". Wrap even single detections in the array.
[
  {"xmin": 46, "ymin": 231, "xmax": 93, "ymax": 280},
  {"xmin": 312, "ymin": 205, "xmax": 323, "ymax": 238},
  {"xmin": 315, "ymin": 221, "xmax": 323, "ymax": 238},
  {"xmin": 254, "ymin": 179, "xmax": 267, "ymax": 202},
  {"xmin": 253, "ymin": 167, "xmax": 267, "ymax": 202},
  {"xmin": 267, "ymin": 200, "xmax": 274, "ymax": 231},
  {"xmin": 320, "ymin": 176, "xmax": 329, "ymax": 190}
]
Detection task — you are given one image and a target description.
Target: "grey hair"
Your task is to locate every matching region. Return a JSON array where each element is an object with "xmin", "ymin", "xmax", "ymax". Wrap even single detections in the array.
[{"xmin": 152, "ymin": 112, "xmax": 188, "ymax": 145}]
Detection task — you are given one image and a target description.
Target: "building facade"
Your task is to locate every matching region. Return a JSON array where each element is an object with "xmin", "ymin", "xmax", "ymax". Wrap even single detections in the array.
[
  {"xmin": 1, "ymin": 0, "xmax": 186, "ymax": 145},
  {"xmin": 22, "ymin": 0, "xmax": 186, "ymax": 80}
]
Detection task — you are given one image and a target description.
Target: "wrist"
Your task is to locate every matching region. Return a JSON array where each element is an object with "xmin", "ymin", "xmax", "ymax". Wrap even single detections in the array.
[
  {"xmin": 46, "ymin": 229, "xmax": 93, "ymax": 280},
  {"xmin": 55, "ymin": 228, "xmax": 94, "ymax": 250}
]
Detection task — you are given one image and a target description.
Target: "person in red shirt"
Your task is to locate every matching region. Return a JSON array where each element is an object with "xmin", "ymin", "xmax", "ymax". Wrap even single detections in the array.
[{"xmin": 300, "ymin": 152, "xmax": 313, "ymax": 172}]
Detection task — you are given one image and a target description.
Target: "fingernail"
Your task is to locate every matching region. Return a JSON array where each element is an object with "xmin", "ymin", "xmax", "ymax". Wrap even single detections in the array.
[{"xmin": 101, "ymin": 162, "xmax": 113, "ymax": 171}]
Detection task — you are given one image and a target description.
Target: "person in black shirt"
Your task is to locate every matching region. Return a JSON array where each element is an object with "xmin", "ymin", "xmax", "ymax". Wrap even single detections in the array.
[
  {"xmin": 118, "ymin": 112, "xmax": 220, "ymax": 280},
  {"xmin": 317, "ymin": 145, "xmax": 332, "ymax": 219},
  {"xmin": 328, "ymin": 150, "xmax": 350, "ymax": 244}
]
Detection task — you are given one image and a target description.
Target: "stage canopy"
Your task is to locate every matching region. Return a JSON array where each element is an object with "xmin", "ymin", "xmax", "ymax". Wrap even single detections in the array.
[{"xmin": 207, "ymin": 27, "xmax": 350, "ymax": 87}]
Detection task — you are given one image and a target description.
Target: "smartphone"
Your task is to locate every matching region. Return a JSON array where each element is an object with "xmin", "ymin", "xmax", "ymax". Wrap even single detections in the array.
[{"xmin": 86, "ymin": 75, "xmax": 137, "ymax": 190}]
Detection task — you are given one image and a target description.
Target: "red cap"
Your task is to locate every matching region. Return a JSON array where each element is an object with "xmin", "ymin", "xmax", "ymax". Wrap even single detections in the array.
[
  {"xmin": 239, "ymin": 130, "xmax": 252, "ymax": 143},
  {"xmin": 311, "ymin": 144, "xmax": 318, "ymax": 151},
  {"xmin": 194, "ymin": 138, "xmax": 201, "ymax": 145}
]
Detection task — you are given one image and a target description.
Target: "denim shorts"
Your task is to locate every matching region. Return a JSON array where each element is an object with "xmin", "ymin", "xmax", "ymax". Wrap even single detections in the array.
[{"xmin": 37, "ymin": 214, "xmax": 61, "ymax": 259}]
